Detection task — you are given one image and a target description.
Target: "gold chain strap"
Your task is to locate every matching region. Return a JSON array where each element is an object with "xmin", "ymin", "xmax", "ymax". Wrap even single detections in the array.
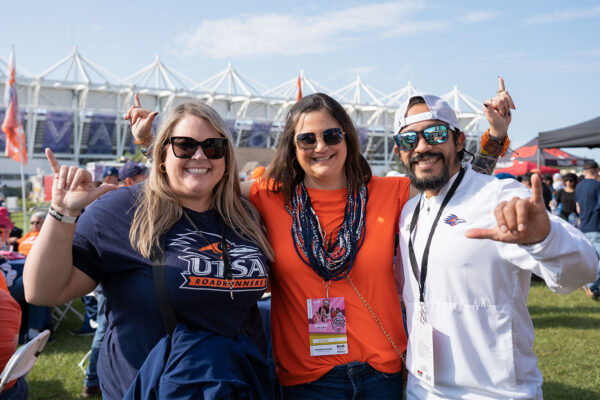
[{"xmin": 345, "ymin": 276, "xmax": 406, "ymax": 363}]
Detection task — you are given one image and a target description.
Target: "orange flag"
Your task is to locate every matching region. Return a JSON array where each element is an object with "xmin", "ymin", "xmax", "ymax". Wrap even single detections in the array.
[
  {"xmin": 2, "ymin": 48, "xmax": 27, "ymax": 164},
  {"xmin": 296, "ymin": 75, "xmax": 302, "ymax": 102}
]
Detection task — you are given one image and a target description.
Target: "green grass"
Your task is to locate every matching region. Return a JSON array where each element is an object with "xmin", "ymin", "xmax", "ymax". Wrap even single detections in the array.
[{"xmin": 19, "ymin": 280, "xmax": 599, "ymax": 399}]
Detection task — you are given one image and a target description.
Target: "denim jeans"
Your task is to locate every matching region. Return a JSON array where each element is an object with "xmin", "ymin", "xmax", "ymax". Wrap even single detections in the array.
[
  {"xmin": 584, "ymin": 231, "xmax": 600, "ymax": 294},
  {"xmin": 282, "ymin": 361, "xmax": 404, "ymax": 399},
  {"xmin": 85, "ymin": 289, "xmax": 107, "ymax": 388},
  {"xmin": 0, "ymin": 377, "xmax": 28, "ymax": 400},
  {"xmin": 8, "ymin": 277, "xmax": 50, "ymax": 333}
]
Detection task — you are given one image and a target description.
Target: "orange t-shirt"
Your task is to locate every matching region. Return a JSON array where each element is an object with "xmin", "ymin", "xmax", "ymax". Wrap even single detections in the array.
[
  {"xmin": 0, "ymin": 288, "xmax": 22, "ymax": 392},
  {"xmin": 250, "ymin": 176, "xmax": 410, "ymax": 386},
  {"xmin": 17, "ymin": 231, "xmax": 40, "ymax": 256}
]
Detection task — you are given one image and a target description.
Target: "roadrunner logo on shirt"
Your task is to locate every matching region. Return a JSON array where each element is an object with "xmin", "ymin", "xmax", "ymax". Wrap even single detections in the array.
[
  {"xmin": 444, "ymin": 214, "xmax": 466, "ymax": 226},
  {"xmin": 170, "ymin": 230, "xmax": 268, "ymax": 292}
]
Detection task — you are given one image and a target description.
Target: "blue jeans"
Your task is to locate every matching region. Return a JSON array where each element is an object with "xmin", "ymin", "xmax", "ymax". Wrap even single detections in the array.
[
  {"xmin": 282, "ymin": 361, "xmax": 404, "ymax": 399},
  {"xmin": 85, "ymin": 289, "xmax": 107, "ymax": 388},
  {"xmin": 0, "ymin": 377, "xmax": 28, "ymax": 400},
  {"xmin": 8, "ymin": 277, "xmax": 50, "ymax": 333},
  {"xmin": 584, "ymin": 232, "xmax": 600, "ymax": 294}
]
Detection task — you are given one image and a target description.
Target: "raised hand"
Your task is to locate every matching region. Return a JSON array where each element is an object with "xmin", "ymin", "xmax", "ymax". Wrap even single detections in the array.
[
  {"xmin": 46, "ymin": 148, "xmax": 117, "ymax": 216},
  {"xmin": 465, "ymin": 174, "xmax": 551, "ymax": 245},
  {"xmin": 483, "ymin": 76, "xmax": 516, "ymax": 138},
  {"xmin": 124, "ymin": 93, "xmax": 158, "ymax": 144}
]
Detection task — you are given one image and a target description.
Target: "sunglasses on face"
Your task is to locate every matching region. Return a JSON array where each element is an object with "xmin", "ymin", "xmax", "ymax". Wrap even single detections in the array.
[
  {"xmin": 294, "ymin": 128, "xmax": 345, "ymax": 150},
  {"xmin": 169, "ymin": 136, "xmax": 228, "ymax": 159},
  {"xmin": 30, "ymin": 220, "xmax": 42, "ymax": 225},
  {"xmin": 393, "ymin": 124, "xmax": 450, "ymax": 151}
]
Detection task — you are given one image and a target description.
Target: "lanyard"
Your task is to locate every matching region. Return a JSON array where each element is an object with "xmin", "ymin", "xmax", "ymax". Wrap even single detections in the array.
[
  {"xmin": 408, "ymin": 168, "xmax": 465, "ymax": 309},
  {"xmin": 183, "ymin": 210, "xmax": 234, "ymax": 299}
]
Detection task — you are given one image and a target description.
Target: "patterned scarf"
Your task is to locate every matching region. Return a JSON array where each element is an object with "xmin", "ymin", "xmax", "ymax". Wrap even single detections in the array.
[{"xmin": 287, "ymin": 181, "xmax": 368, "ymax": 281}]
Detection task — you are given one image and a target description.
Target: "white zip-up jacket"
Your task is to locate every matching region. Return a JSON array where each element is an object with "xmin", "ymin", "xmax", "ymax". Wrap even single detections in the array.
[{"xmin": 396, "ymin": 164, "xmax": 598, "ymax": 399}]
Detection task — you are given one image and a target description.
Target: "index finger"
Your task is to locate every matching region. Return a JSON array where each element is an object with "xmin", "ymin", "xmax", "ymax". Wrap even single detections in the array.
[
  {"xmin": 45, "ymin": 148, "xmax": 60, "ymax": 174},
  {"xmin": 530, "ymin": 173, "xmax": 543, "ymax": 205},
  {"xmin": 134, "ymin": 93, "xmax": 141, "ymax": 108},
  {"xmin": 498, "ymin": 76, "xmax": 506, "ymax": 92}
]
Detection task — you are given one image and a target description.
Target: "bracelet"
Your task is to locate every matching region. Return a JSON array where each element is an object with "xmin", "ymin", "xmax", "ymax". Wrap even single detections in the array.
[
  {"xmin": 48, "ymin": 207, "xmax": 80, "ymax": 224},
  {"xmin": 480, "ymin": 129, "xmax": 510, "ymax": 157},
  {"xmin": 141, "ymin": 143, "xmax": 154, "ymax": 159},
  {"xmin": 134, "ymin": 135, "xmax": 154, "ymax": 147}
]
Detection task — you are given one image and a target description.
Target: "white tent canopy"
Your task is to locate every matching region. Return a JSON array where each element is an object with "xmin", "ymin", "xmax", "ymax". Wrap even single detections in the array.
[{"xmin": 0, "ymin": 48, "xmax": 486, "ymax": 177}]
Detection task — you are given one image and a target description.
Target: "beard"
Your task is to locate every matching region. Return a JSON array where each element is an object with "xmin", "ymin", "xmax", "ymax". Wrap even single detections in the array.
[{"xmin": 404, "ymin": 152, "xmax": 452, "ymax": 192}]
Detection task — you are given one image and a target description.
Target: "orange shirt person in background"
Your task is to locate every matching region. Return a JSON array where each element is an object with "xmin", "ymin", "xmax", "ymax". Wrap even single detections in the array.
[
  {"xmin": 0, "ymin": 288, "xmax": 23, "ymax": 396},
  {"xmin": 11, "ymin": 212, "xmax": 45, "ymax": 256}
]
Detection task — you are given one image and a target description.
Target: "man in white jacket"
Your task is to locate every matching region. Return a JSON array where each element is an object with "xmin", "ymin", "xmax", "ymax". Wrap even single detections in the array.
[{"xmin": 393, "ymin": 84, "xmax": 598, "ymax": 399}]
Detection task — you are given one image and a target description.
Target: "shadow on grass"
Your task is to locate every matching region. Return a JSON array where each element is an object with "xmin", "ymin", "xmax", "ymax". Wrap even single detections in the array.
[
  {"xmin": 529, "ymin": 305, "xmax": 600, "ymax": 329},
  {"xmin": 543, "ymin": 381, "xmax": 600, "ymax": 400},
  {"xmin": 27, "ymin": 379, "xmax": 72, "ymax": 400}
]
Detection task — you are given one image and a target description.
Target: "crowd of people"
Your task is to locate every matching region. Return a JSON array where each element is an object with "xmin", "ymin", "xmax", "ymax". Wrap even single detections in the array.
[{"xmin": 0, "ymin": 77, "xmax": 598, "ymax": 399}]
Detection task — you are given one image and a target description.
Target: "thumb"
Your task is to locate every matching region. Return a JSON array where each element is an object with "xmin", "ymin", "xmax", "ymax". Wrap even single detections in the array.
[{"xmin": 465, "ymin": 227, "xmax": 498, "ymax": 240}]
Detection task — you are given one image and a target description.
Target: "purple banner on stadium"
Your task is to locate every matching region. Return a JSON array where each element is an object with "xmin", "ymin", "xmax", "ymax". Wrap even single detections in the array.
[
  {"xmin": 248, "ymin": 121, "xmax": 271, "ymax": 148},
  {"xmin": 43, "ymin": 112, "xmax": 73, "ymax": 153},
  {"xmin": 87, "ymin": 114, "xmax": 115, "ymax": 154},
  {"xmin": 224, "ymin": 119, "xmax": 236, "ymax": 137},
  {"xmin": 357, "ymin": 127, "xmax": 368, "ymax": 149}
]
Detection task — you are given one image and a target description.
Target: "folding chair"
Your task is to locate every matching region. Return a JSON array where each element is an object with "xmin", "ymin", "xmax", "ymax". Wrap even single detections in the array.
[
  {"xmin": 0, "ymin": 329, "xmax": 51, "ymax": 392},
  {"xmin": 51, "ymin": 300, "xmax": 84, "ymax": 331}
]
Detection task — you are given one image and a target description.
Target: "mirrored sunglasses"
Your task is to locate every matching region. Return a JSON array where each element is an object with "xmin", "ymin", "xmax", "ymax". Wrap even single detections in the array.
[
  {"xmin": 170, "ymin": 136, "xmax": 228, "ymax": 159},
  {"xmin": 295, "ymin": 128, "xmax": 345, "ymax": 150},
  {"xmin": 393, "ymin": 124, "xmax": 450, "ymax": 151}
]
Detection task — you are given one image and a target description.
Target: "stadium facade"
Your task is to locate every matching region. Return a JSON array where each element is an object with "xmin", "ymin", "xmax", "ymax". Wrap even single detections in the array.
[{"xmin": 0, "ymin": 47, "xmax": 487, "ymax": 186}]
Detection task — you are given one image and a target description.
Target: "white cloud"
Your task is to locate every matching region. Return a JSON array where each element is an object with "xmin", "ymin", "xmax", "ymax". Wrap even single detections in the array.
[
  {"xmin": 174, "ymin": 1, "xmax": 430, "ymax": 58},
  {"xmin": 525, "ymin": 6, "xmax": 600, "ymax": 24},
  {"xmin": 461, "ymin": 11, "xmax": 500, "ymax": 23}
]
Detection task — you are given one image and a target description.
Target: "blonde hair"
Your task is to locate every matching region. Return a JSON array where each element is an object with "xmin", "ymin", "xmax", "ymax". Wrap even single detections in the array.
[{"xmin": 130, "ymin": 102, "xmax": 274, "ymax": 261}]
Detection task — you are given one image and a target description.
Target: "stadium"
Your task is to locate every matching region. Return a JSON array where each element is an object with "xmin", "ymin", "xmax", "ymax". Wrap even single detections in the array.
[{"xmin": 0, "ymin": 47, "xmax": 487, "ymax": 186}]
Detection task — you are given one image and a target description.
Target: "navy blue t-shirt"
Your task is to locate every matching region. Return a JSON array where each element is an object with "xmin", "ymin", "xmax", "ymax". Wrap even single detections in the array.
[
  {"xmin": 72, "ymin": 185, "xmax": 269, "ymax": 399},
  {"xmin": 575, "ymin": 178, "xmax": 600, "ymax": 232}
]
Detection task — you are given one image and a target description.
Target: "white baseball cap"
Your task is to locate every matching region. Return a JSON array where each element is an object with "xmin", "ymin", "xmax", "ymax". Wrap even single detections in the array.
[{"xmin": 394, "ymin": 93, "xmax": 459, "ymax": 134}]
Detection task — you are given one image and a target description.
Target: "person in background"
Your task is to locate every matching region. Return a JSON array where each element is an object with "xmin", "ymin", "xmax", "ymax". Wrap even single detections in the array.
[
  {"xmin": 552, "ymin": 172, "xmax": 564, "ymax": 192},
  {"xmin": 119, "ymin": 161, "xmax": 148, "ymax": 187},
  {"xmin": 0, "ymin": 289, "xmax": 26, "ymax": 400},
  {"xmin": 523, "ymin": 171, "xmax": 552, "ymax": 211},
  {"xmin": 101, "ymin": 166, "xmax": 119, "ymax": 186},
  {"xmin": 250, "ymin": 165, "xmax": 266, "ymax": 181},
  {"xmin": 576, "ymin": 160, "xmax": 600, "ymax": 300},
  {"xmin": 7, "ymin": 213, "xmax": 51, "ymax": 342},
  {"xmin": 555, "ymin": 173, "xmax": 578, "ymax": 222},
  {"xmin": 8, "ymin": 212, "xmax": 45, "ymax": 256},
  {"xmin": 542, "ymin": 174, "xmax": 554, "ymax": 195}
]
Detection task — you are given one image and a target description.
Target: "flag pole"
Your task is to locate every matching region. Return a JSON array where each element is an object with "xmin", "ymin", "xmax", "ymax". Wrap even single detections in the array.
[{"xmin": 19, "ymin": 143, "xmax": 27, "ymax": 233}]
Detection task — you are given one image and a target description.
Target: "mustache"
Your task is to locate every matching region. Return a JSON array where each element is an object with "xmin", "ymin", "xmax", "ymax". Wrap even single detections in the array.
[{"xmin": 409, "ymin": 152, "xmax": 445, "ymax": 166}]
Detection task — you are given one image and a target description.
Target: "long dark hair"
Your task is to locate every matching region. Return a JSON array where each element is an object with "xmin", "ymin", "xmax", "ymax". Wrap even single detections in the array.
[{"xmin": 267, "ymin": 93, "xmax": 372, "ymax": 201}]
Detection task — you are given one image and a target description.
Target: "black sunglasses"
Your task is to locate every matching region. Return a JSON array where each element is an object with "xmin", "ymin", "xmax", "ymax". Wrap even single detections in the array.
[
  {"xmin": 295, "ymin": 128, "xmax": 345, "ymax": 150},
  {"xmin": 170, "ymin": 136, "xmax": 228, "ymax": 159},
  {"xmin": 393, "ymin": 124, "xmax": 450, "ymax": 151}
]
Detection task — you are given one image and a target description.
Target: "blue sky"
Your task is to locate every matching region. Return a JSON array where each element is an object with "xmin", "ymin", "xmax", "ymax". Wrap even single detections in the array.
[{"xmin": 2, "ymin": 0, "xmax": 599, "ymax": 161}]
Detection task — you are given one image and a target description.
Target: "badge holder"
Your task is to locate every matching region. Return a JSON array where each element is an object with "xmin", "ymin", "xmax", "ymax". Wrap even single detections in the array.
[{"xmin": 307, "ymin": 280, "xmax": 348, "ymax": 356}]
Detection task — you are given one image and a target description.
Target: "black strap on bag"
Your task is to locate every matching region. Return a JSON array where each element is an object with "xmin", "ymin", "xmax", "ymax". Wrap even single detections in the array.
[{"xmin": 152, "ymin": 236, "xmax": 178, "ymax": 336}]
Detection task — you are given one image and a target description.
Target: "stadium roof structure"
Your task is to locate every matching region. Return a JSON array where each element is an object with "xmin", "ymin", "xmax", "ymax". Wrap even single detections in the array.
[{"xmin": 0, "ymin": 47, "xmax": 487, "ymax": 175}]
